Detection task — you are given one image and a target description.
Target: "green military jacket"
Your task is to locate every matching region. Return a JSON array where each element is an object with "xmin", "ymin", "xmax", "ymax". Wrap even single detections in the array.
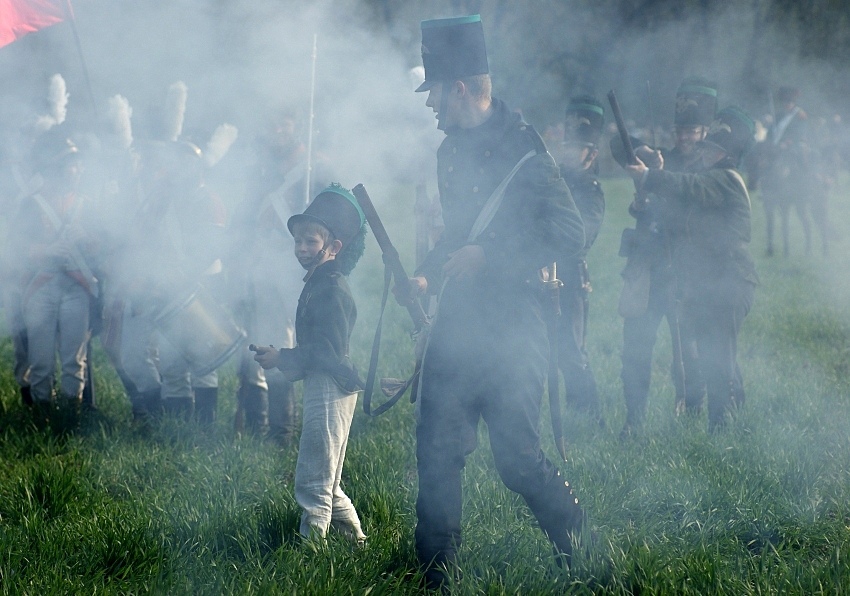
[{"xmin": 643, "ymin": 166, "xmax": 759, "ymax": 302}]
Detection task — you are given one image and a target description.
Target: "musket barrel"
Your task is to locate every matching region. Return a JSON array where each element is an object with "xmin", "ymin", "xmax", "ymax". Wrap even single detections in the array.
[{"xmin": 607, "ymin": 90, "xmax": 638, "ymax": 166}]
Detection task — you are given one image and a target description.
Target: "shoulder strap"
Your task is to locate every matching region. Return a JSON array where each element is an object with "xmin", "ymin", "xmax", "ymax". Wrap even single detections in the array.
[
  {"xmin": 771, "ymin": 106, "xmax": 801, "ymax": 146},
  {"xmin": 726, "ymin": 169, "xmax": 751, "ymax": 210},
  {"xmin": 467, "ymin": 148, "xmax": 536, "ymax": 242},
  {"xmin": 31, "ymin": 193, "xmax": 99, "ymax": 297}
]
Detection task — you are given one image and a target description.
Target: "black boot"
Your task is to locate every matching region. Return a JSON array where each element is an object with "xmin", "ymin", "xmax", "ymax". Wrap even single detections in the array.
[
  {"xmin": 163, "ymin": 397, "xmax": 193, "ymax": 421},
  {"xmin": 54, "ymin": 394, "xmax": 83, "ymax": 433},
  {"xmin": 194, "ymin": 387, "xmax": 218, "ymax": 425},
  {"xmin": 132, "ymin": 389, "xmax": 163, "ymax": 423},
  {"xmin": 31, "ymin": 400, "xmax": 53, "ymax": 429},
  {"xmin": 20, "ymin": 385, "xmax": 33, "ymax": 407},
  {"xmin": 236, "ymin": 384, "xmax": 269, "ymax": 436},
  {"xmin": 525, "ymin": 470, "xmax": 585, "ymax": 567}
]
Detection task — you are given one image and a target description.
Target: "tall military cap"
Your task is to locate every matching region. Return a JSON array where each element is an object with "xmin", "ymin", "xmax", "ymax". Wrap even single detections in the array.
[
  {"xmin": 702, "ymin": 105, "xmax": 755, "ymax": 162},
  {"xmin": 288, "ymin": 183, "xmax": 367, "ymax": 274},
  {"xmin": 564, "ymin": 95, "xmax": 605, "ymax": 146},
  {"xmin": 31, "ymin": 128, "xmax": 80, "ymax": 173},
  {"xmin": 675, "ymin": 77, "xmax": 718, "ymax": 127},
  {"xmin": 415, "ymin": 15, "xmax": 489, "ymax": 93}
]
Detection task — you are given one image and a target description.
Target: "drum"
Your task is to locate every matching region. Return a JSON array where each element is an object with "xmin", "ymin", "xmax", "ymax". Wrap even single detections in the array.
[{"xmin": 154, "ymin": 284, "xmax": 247, "ymax": 376}]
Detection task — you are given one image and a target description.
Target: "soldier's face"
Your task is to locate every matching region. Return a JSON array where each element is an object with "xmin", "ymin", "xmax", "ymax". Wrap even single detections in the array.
[
  {"xmin": 675, "ymin": 125, "xmax": 707, "ymax": 154},
  {"xmin": 562, "ymin": 142, "xmax": 597, "ymax": 172},
  {"xmin": 425, "ymin": 82, "xmax": 460, "ymax": 129}
]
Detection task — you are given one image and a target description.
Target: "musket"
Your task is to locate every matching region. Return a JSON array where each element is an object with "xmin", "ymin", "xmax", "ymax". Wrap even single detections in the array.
[
  {"xmin": 647, "ymin": 80, "xmax": 656, "ymax": 149},
  {"xmin": 304, "ymin": 34, "xmax": 318, "ymax": 209},
  {"xmin": 544, "ymin": 262, "xmax": 567, "ymax": 461},
  {"xmin": 607, "ymin": 90, "xmax": 642, "ymax": 180},
  {"xmin": 351, "ymin": 183, "xmax": 430, "ymax": 416}
]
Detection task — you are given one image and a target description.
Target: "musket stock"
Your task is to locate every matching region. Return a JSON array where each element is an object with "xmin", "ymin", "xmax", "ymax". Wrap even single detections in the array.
[
  {"xmin": 351, "ymin": 183, "xmax": 429, "ymax": 333},
  {"xmin": 351, "ymin": 183, "xmax": 429, "ymax": 416}
]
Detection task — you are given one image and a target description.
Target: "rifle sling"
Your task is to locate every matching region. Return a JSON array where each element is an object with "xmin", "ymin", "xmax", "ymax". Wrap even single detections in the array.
[
  {"xmin": 362, "ymin": 148, "xmax": 536, "ymax": 417},
  {"xmin": 362, "ymin": 266, "xmax": 411, "ymax": 416}
]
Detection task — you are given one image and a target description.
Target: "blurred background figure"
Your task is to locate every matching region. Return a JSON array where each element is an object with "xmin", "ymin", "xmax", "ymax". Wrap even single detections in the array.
[
  {"xmin": 614, "ymin": 77, "xmax": 715, "ymax": 435},
  {"xmin": 758, "ymin": 85, "xmax": 814, "ymax": 257},
  {"xmin": 227, "ymin": 107, "xmax": 330, "ymax": 444},
  {"xmin": 9, "ymin": 128, "xmax": 101, "ymax": 426},
  {"xmin": 93, "ymin": 95, "xmax": 166, "ymax": 424},
  {"xmin": 554, "ymin": 95, "xmax": 606, "ymax": 427},
  {"xmin": 623, "ymin": 106, "xmax": 759, "ymax": 432},
  {"xmin": 136, "ymin": 139, "xmax": 229, "ymax": 423}
]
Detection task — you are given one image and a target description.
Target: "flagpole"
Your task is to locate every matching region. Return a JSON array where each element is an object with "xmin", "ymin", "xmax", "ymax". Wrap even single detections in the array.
[
  {"xmin": 63, "ymin": 0, "xmax": 98, "ymax": 117},
  {"xmin": 304, "ymin": 33, "xmax": 317, "ymax": 208}
]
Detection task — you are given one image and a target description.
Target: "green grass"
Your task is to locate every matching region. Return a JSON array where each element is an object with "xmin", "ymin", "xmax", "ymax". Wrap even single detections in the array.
[{"xmin": 1, "ymin": 176, "xmax": 850, "ymax": 594}]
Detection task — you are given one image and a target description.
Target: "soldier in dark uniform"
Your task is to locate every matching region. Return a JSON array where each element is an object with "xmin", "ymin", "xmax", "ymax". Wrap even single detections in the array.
[
  {"xmin": 614, "ymin": 78, "xmax": 716, "ymax": 435},
  {"xmin": 401, "ymin": 15, "xmax": 587, "ymax": 589},
  {"xmin": 555, "ymin": 95, "xmax": 606, "ymax": 424},
  {"xmin": 623, "ymin": 106, "xmax": 759, "ymax": 432}
]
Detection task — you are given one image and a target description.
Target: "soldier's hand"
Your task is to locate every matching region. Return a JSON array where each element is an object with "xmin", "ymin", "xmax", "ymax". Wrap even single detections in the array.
[
  {"xmin": 635, "ymin": 146, "xmax": 663, "ymax": 169},
  {"xmin": 252, "ymin": 345, "xmax": 281, "ymax": 369},
  {"xmin": 443, "ymin": 245, "xmax": 486, "ymax": 280},
  {"xmin": 393, "ymin": 276, "xmax": 427, "ymax": 304},
  {"xmin": 625, "ymin": 155, "xmax": 649, "ymax": 183}
]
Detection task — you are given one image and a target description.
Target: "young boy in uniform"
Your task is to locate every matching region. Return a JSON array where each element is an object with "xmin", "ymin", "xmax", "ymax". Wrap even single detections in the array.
[{"xmin": 253, "ymin": 183, "xmax": 367, "ymax": 542}]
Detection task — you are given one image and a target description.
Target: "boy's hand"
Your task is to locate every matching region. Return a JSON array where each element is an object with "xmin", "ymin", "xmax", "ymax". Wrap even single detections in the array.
[{"xmin": 251, "ymin": 344, "xmax": 281, "ymax": 370}]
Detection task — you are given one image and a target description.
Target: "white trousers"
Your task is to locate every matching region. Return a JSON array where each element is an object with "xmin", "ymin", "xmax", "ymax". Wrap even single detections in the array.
[
  {"xmin": 24, "ymin": 274, "xmax": 90, "ymax": 402},
  {"xmin": 294, "ymin": 373, "xmax": 365, "ymax": 540},
  {"xmin": 117, "ymin": 304, "xmax": 161, "ymax": 394}
]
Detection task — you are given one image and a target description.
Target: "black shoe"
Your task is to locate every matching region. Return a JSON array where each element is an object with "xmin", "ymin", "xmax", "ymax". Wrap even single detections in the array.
[
  {"xmin": 194, "ymin": 387, "xmax": 218, "ymax": 425},
  {"xmin": 20, "ymin": 386, "xmax": 33, "ymax": 407},
  {"xmin": 53, "ymin": 396, "xmax": 82, "ymax": 433},
  {"xmin": 163, "ymin": 397, "xmax": 193, "ymax": 421},
  {"xmin": 235, "ymin": 384, "xmax": 269, "ymax": 436}
]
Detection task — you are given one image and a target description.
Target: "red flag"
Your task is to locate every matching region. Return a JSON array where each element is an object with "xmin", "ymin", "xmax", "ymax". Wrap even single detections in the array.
[{"xmin": 0, "ymin": 0, "xmax": 68, "ymax": 48}]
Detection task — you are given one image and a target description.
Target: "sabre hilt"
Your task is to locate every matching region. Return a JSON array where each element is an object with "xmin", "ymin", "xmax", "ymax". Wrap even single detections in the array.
[{"xmin": 543, "ymin": 262, "xmax": 563, "ymax": 317}]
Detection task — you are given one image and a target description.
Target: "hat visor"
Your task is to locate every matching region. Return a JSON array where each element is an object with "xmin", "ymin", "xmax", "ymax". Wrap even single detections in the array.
[
  {"xmin": 415, "ymin": 78, "xmax": 437, "ymax": 93},
  {"xmin": 287, "ymin": 213, "xmax": 331, "ymax": 237}
]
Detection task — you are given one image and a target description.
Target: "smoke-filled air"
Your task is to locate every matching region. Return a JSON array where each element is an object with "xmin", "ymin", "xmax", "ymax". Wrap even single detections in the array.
[{"xmin": 1, "ymin": 0, "xmax": 850, "ymax": 593}]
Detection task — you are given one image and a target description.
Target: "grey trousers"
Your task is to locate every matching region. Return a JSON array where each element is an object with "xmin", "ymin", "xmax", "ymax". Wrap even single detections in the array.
[{"xmin": 294, "ymin": 373, "xmax": 365, "ymax": 540}]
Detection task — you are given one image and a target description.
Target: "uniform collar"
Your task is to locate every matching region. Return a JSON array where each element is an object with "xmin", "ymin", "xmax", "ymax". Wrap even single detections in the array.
[{"xmin": 445, "ymin": 97, "xmax": 517, "ymax": 139}]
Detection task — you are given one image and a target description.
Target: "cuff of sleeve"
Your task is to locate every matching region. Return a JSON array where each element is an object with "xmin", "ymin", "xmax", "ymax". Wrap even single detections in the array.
[{"xmin": 277, "ymin": 348, "xmax": 306, "ymax": 382}]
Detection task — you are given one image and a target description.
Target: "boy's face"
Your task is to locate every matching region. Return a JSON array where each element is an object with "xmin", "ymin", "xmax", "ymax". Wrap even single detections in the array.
[{"xmin": 292, "ymin": 224, "xmax": 330, "ymax": 270}]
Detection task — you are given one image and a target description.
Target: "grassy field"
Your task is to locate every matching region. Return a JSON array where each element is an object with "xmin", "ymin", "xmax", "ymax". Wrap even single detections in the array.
[{"xmin": 1, "ymin": 174, "xmax": 850, "ymax": 594}]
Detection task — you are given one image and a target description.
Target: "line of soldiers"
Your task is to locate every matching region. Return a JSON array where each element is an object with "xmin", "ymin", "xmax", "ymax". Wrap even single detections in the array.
[
  {"xmin": 545, "ymin": 78, "xmax": 760, "ymax": 438},
  {"xmin": 0, "ymin": 83, "xmax": 328, "ymax": 441},
  {"xmin": 561, "ymin": 78, "xmax": 843, "ymax": 439}
]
